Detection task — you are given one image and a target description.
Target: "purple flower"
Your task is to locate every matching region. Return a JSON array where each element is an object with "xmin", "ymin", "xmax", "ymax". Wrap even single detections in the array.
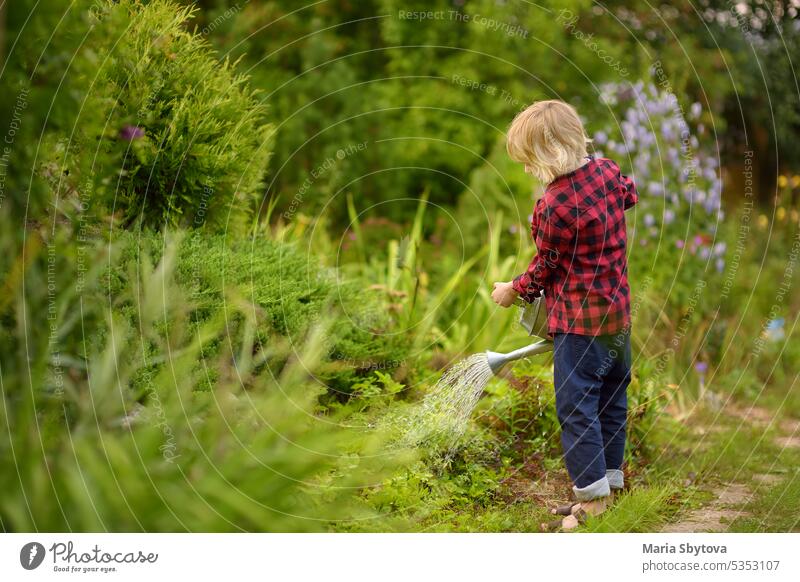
[
  {"xmin": 661, "ymin": 121, "xmax": 676, "ymax": 141},
  {"xmin": 667, "ymin": 147, "xmax": 680, "ymax": 166},
  {"xmin": 704, "ymin": 198, "xmax": 719, "ymax": 214},
  {"xmin": 716, "ymin": 257, "xmax": 725, "ymax": 272},
  {"xmin": 594, "ymin": 82, "xmax": 726, "ymax": 272},
  {"xmin": 120, "ymin": 125, "xmax": 144, "ymax": 140},
  {"xmin": 648, "ymin": 181, "xmax": 664, "ymax": 196},
  {"xmin": 695, "ymin": 361, "xmax": 708, "ymax": 375}
]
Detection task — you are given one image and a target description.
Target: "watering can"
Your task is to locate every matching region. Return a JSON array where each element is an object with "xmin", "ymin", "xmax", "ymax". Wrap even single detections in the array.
[{"xmin": 486, "ymin": 291, "xmax": 554, "ymax": 374}]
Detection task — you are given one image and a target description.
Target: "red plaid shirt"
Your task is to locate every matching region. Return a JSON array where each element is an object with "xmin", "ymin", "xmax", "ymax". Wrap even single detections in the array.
[{"xmin": 512, "ymin": 156, "xmax": 638, "ymax": 336}]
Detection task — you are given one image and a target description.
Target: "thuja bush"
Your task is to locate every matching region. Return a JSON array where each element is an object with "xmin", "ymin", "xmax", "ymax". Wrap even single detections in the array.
[{"xmin": 73, "ymin": 0, "xmax": 273, "ymax": 231}]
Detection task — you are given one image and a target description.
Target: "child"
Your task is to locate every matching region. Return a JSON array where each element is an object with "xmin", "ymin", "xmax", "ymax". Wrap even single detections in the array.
[{"xmin": 490, "ymin": 100, "xmax": 637, "ymax": 531}]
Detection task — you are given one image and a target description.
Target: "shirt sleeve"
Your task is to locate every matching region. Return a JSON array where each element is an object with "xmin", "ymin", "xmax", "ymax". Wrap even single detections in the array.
[
  {"xmin": 511, "ymin": 202, "xmax": 576, "ymax": 303},
  {"xmin": 621, "ymin": 172, "xmax": 638, "ymax": 210}
]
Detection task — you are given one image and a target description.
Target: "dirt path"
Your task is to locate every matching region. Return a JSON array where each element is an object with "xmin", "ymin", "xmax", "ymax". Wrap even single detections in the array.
[
  {"xmin": 660, "ymin": 404, "xmax": 799, "ymax": 533},
  {"xmin": 661, "ymin": 482, "xmax": 753, "ymax": 532}
]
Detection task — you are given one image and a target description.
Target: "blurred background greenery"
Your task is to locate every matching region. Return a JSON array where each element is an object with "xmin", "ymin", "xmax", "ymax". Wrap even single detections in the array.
[{"xmin": 1, "ymin": 0, "xmax": 798, "ymax": 532}]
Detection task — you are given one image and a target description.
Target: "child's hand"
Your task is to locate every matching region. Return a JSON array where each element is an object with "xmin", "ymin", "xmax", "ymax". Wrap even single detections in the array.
[{"xmin": 491, "ymin": 281, "xmax": 518, "ymax": 308}]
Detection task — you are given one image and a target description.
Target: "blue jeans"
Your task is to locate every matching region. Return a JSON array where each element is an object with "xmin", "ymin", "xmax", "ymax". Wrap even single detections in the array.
[{"xmin": 553, "ymin": 331, "xmax": 631, "ymax": 501}]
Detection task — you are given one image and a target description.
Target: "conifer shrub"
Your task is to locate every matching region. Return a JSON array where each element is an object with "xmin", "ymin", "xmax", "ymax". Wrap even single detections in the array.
[
  {"xmin": 87, "ymin": 0, "xmax": 273, "ymax": 231},
  {"xmin": 3, "ymin": 1, "xmax": 272, "ymax": 232}
]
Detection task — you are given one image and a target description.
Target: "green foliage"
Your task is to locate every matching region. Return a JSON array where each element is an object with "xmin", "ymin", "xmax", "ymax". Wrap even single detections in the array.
[
  {"xmin": 479, "ymin": 361, "xmax": 561, "ymax": 458},
  {"xmin": 202, "ymin": 0, "xmax": 635, "ymax": 222},
  {"xmin": 85, "ymin": 0, "xmax": 273, "ymax": 230},
  {"xmin": 0, "ymin": 0, "xmax": 94, "ymax": 223},
  {"xmin": 306, "ymin": 192, "xmax": 530, "ymax": 360},
  {"xmin": 0, "ymin": 228, "xmax": 405, "ymax": 532},
  {"xmin": 366, "ymin": 427, "xmax": 504, "ymax": 523},
  {"xmin": 1, "ymin": 0, "xmax": 272, "ymax": 232},
  {"xmin": 100, "ymin": 228, "xmax": 412, "ymax": 398},
  {"xmin": 4, "ymin": 0, "xmax": 800, "ymax": 535}
]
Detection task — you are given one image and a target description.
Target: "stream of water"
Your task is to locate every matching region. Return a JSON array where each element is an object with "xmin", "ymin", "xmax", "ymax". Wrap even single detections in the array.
[{"xmin": 402, "ymin": 352, "xmax": 494, "ymax": 453}]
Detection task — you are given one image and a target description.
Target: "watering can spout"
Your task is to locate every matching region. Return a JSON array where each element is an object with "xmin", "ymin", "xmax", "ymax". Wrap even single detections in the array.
[
  {"xmin": 486, "ymin": 350, "xmax": 510, "ymax": 375},
  {"xmin": 486, "ymin": 339, "xmax": 554, "ymax": 375}
]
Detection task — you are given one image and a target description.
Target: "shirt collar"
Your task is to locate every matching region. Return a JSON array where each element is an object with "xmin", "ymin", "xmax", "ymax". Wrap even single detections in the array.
[{"xmin": 548, "ymin": 156, "xmax": 595, "ymax": 186}]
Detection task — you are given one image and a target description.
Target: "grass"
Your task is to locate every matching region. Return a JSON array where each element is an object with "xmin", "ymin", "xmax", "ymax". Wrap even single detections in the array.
[
  {"xmin": 400, "ymin": 501, "xmax": 550, "ymax": 533},
  {"xmin": 674, "ymin": 407, "xmax": 799, "ymax": 485},
  {"xmin": 583, "ymin": 486, "xmax": 679, "ymax": 533},
  {"xmin": 729, "ymin": 473, "xmax": 800, "ymax": 532}
]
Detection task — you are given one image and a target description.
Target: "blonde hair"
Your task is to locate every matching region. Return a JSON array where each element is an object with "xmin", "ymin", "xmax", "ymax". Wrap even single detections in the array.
[{"xmin": 506, "ymin": 100, "xmax": 591, "ymax": 184}]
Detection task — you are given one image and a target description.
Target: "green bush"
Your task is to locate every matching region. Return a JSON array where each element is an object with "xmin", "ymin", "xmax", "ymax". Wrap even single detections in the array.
[
  {"xmin": 87, "ymin": 0, "xmax": 273, "ymax": 231},
  {"xmin": 1, "ymin": 0, "xmax": 272, "ymax": 232},
  {"xmin": 101, "ymin": 229, "xmax": 411, "ymax": 397},
  {"xmin": 480, "ymin": 361, "xmax": 561, "ymax": 458}
]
